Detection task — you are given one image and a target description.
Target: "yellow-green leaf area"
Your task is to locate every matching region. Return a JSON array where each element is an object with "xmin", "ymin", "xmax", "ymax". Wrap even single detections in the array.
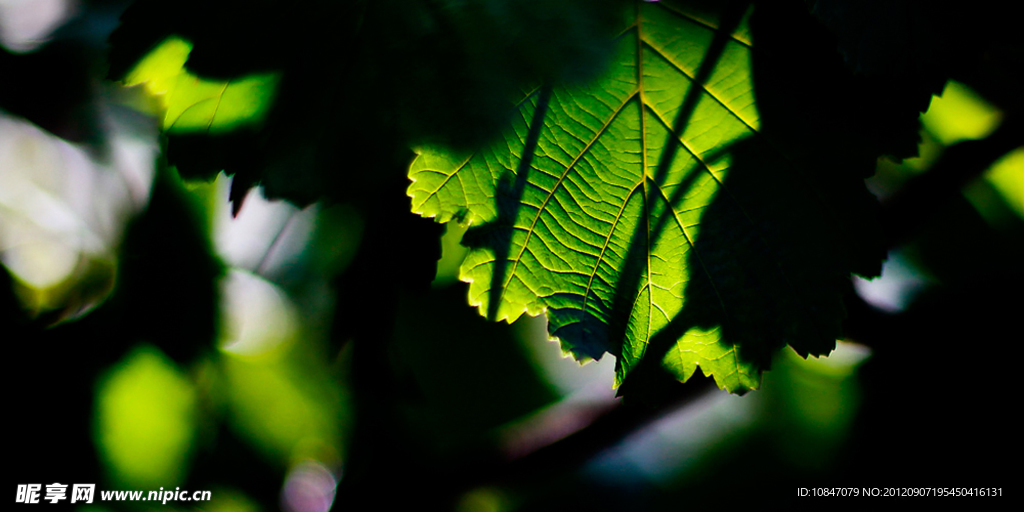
[
  {"xmin": 985, "ymin": 148, "xmax": 1024, "ymax": 219},
  {"xmin": 921, "ymin": 80, "xmax": 1002, "ymax": 145},
  {"xmin": 124, "ymin": 37, "xmax": 278, "ymax": 133},
  {"xmin": 95, "ymin": 346, "xmax": 197, "ymax": 487}
]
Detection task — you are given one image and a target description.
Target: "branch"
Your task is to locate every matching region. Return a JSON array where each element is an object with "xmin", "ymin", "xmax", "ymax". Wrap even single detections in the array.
[
  {"xmin": 496, "ymin": 378, "xmax": 716, "ymax": 485},
  {"xmin": 436, "ymin": 376, "xmax": 717, "ymax": 497}
]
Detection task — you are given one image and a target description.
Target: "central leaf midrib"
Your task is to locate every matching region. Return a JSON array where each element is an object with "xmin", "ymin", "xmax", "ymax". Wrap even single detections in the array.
[{"xmin": 638, "ymin": 2, "xmax": 655, "ymax": 348}]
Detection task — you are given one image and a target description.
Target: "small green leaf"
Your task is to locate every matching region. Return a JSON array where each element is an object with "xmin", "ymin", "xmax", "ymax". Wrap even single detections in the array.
[
  {"xmin": 409, "ymin": 0, "xmax": 878, "ymax": 394},
  {"xmin": 124, "ymin": 37, "xmax": 278, "ymax": 133}
]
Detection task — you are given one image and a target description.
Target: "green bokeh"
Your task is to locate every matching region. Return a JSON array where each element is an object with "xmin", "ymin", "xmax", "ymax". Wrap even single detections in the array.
[{"xmin": 95, "ymin": 345, "xmax": 198, "ymax": 488}]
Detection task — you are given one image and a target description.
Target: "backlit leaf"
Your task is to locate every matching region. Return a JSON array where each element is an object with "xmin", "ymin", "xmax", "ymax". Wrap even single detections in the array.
[{"xmin": 409, "ymin": 0, "xmax": 880, "ymax": 394}]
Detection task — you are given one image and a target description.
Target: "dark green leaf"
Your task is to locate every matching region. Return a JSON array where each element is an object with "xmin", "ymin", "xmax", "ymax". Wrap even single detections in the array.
[{"xmin": 108, "ymin": 0, "xmax": 621, "ymax": 208}]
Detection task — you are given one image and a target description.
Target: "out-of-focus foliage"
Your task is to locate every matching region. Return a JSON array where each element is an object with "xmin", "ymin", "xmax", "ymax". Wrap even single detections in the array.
[
  {"xmin": 123, "ymin": 36, "xmax": 279, "ymax": 133},
  {"xmin": 106, "ymin": 0, "xmax": 623, "ymax": 208},
  {"xmin": 96, "ymin": 345, "xmax": 198, "ymax": 487},
  {"xmin": 984, "ymin": 149, "xmax": 1024, "ymax": 218}
]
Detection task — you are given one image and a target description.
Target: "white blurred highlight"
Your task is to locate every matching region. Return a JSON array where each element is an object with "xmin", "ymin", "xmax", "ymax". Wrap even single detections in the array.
[
  {"xmin": 588, "ymin": 390, "xmax": 750, "ymax": 484},
  {"xmin": 213, "ymin": 174, "xmax": 317, "ymax": 277},
  {"xmin": 853, "ymin": 251, "xmax": 930, "ymax": 313},
  {"xmin": 219, "ymin": 268, "xmax": 299, "ymax": 357},
  {"xmin": 0, "ymin": 0, "xmax": 76, "ymax": 53},
  {"xmin": 519, "ymin": 314, "xmax": 618, "ymax": 398},
  {"xmin": 0, "ymin": 111, "xmax": 156, "ymax": 311},
  {"xmin": 499, "ymin": 315, "xmax": 620, "ymax": 458},
  {"xmin": 281, "ymin": 460, "xmax": 337, "ymax": 512}
]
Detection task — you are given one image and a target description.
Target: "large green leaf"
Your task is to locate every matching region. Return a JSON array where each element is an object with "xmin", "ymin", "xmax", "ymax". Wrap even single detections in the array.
[{"xmin": 409, "ymin": 0, "xmax": 881, "ymax": 394}]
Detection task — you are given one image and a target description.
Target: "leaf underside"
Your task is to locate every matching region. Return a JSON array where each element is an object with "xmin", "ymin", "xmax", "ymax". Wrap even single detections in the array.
[{"xmin": 411, "ymin": 0, "xmax": 877, "ymax": 394}]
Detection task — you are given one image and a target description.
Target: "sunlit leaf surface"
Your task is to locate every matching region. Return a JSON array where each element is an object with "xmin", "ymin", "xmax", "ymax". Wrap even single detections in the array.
[
  {"xmin": 410, "ymin": 0, "xmax": 877, "ymax": 393},
  {"xmin": 124, "ymin": 37, "xmax": 278, "ymax": 133}
]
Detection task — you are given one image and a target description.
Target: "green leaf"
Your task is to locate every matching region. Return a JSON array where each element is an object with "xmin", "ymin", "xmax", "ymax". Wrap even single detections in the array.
[
  {"xmin": 409, "ymin": 0, "xmax": 880, "ymax": 394},
  {"xmin": 123, "ymin": 36, "xmax": 278, "ymax": 133}
]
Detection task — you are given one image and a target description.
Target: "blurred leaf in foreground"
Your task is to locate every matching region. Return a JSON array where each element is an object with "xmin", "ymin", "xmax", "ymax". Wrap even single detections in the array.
[
  {"xmin": 96, "ymin": 345, "xmax": 198, "ymax": 487},
  {"xmin": 123, "ymin": 36, "xmax": 279, "ymax": 134}
]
